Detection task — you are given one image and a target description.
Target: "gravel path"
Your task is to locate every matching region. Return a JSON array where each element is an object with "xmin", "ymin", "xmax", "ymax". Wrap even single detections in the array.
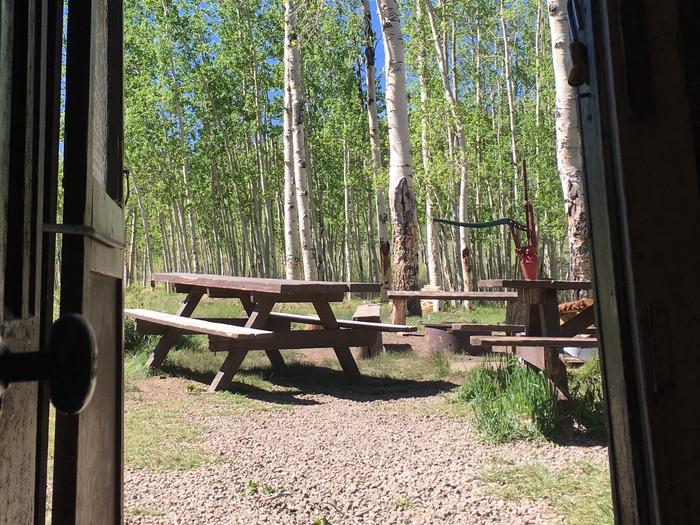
[{"xmin": 125, "ymin": 385, "xmax": 608, "ymax": 525}]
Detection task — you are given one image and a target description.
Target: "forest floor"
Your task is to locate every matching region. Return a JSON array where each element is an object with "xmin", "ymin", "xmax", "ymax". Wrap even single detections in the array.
[{"xmin": 116, "ymin": 289, "xmax": 612, "ymax": 525}]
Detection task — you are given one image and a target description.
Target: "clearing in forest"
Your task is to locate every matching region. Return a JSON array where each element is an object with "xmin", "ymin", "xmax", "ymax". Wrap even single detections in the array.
[{"xmin": 121, "ymin": 315, "xmax": 611, "ymax": 525}]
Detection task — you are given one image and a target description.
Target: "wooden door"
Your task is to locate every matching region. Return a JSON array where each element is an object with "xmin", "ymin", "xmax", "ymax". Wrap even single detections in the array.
[
  {"xmin": 0, "ymin": 0, "xmax": 124, "ymax": 523},
  {"xmin": 51, "ymin": 0, "xmax": 125, "ymax": 524},
  {"xmin": 0, "ymin": 0, "xmax": 63, "ymax": 523}
]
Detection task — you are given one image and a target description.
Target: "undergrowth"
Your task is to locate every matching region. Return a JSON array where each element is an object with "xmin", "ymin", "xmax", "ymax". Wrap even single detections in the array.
[{"xmin": 453, "ymin": 355, "xmax": 607, "ymax": 443}]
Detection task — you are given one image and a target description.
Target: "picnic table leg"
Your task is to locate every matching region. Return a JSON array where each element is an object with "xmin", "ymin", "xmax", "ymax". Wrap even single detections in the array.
[
  {"xmin": 240, "ymin": 296, "xmax": 286, "ymax": 370},
  {"xmin": 146, "ymin": 288, "xmax": 204, "ymax": 368},
  {"xmin": 312, "ymin": 300, "xmax": 361, "ymax": 379},
  {"xmin": 208, "ymin": 299, "xmax": 279, "ymax": 392},
  {"xmin": 518, "ymin": 289, "xmax": 570, "ymax": 404}
]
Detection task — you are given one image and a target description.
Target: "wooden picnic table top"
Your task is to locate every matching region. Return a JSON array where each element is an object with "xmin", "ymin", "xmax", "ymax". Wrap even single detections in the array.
[
  {"xmin": 152, "ymin": 273, "xmax": 381, "ymax": 296},
  {"xmin": 478, "ymin": 278, "xmax": 592, "ymax": 291}
]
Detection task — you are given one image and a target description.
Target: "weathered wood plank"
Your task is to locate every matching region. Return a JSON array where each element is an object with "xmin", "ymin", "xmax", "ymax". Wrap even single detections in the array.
[
  {"xmin": 478, "ymin": 279, "xmax": 592, "ymax": 290},
  {"xmin": 125, "ymin": 308, "xmax": 274, "ymax": 340},
  {"xmin": 469, "ymin": 335, "xmax": 598, "ymax": 348}
]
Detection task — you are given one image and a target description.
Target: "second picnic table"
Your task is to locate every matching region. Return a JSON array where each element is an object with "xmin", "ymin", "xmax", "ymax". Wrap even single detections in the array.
[
  {"xmin": 475, "ymin": 278, "xmax": 596, "ymax": 399},
  {"xmin": 127, "ymin": 273, "xmax": 413, "ymax": 392}
]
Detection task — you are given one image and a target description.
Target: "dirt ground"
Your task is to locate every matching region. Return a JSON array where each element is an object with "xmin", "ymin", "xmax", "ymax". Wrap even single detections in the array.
[{"xmin": 123, "ymin": 335, "xmax": 609, "ymax": 525}]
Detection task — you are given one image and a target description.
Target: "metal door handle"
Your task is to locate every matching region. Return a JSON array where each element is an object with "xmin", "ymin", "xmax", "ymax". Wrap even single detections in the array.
[{"xmin": 0, "ymin": 314, "xmax": 97, "ymax": 414}]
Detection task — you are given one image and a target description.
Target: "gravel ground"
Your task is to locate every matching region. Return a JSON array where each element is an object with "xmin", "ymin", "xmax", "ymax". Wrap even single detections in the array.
[{"xmin": 125, "ymin": 383, "xmax": 608, "ymax": 525}]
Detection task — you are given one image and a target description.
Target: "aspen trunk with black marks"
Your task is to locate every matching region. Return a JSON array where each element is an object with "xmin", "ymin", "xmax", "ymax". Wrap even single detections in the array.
[
  {"xmin": 425, "ymin": 0, "xmax": 473, "ymax": 297},
  {"xmin": 131, "ymin": 175, "xmax": 154, "ymax": 286},
  {"xmin": 362, "ymin": 0, "xmax": 390, "ymax": 299},
  {"xmin": 283, "ymin": 10, "xmax": 301, "ymax": 280},
  {"xmin": 378, "ymin": 0, "xmax": 421, "ymax": 316},
  {"xmin": 547, "ymin": 0, "xmax": 591, "ymax": 289},
  {"xmin": 285, "ymin": 0, "xmax": 317, "ymax": 280}
]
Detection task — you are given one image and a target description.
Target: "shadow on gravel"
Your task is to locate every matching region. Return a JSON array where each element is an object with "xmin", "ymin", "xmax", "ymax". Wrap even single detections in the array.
[{"xmin": 158, "ymin": 361, "xmax": 456, "ymax": 405}]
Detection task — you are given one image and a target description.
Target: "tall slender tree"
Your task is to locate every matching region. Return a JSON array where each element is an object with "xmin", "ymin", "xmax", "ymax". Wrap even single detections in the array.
[
  {"xmin": 424, "ymin": 0, "xmax": 473, "ymax": 293},
  {"xmin": 362, "ymin": 0, "xmax": 390, "ymax": 300},
  {"xmin": 378, "ymin": 0, "xmax": 420, "ymax": 314},
  {"xmin": 285, "ymin": 0, "xmax": 318, "ymax": 280}
]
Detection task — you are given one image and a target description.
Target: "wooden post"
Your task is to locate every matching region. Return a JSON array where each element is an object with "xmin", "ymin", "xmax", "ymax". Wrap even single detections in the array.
[{"xmin": 390, "ymin": 298, "xmax": 407, "ymax": 325}]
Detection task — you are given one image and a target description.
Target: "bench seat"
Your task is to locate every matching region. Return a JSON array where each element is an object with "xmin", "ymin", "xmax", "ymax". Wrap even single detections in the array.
[
  {"xmin": 125, "ymin": 308, "xmax": 274, "ymax": 340},
  {"xmin": 450, "ymin": 323, "xmax": 525, "ymax": 333},
  {"xmin": 267, "ymin": 311, "xmax": 416, "ymax": 332},
  {"xmin": 469, "ymin": 335, "xmax": 598, "ymax": 348}
]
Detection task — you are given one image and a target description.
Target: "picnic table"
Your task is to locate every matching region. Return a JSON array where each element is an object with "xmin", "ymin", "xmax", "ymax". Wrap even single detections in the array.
[
  {"xmin": 474, "ymin": 279, "xmax": 596, "ymax": 400},
  {"xmin": 126, "ymin": 273, "xmax": 414, "ymax": 392}
]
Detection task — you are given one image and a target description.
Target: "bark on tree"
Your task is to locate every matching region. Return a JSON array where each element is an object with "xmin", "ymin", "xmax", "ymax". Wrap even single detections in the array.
[
  {"xmin": 377, "ymin": 0, "xmax": 421, "ymax": 315},
  {"xmin": 285, "ymin": 0, "xmax": 318, "ymax": 280},
  {"xmin": 547, "ymin": 0, "xmax": 591, "ymax": 287},
  {"xmin": 283, "ymin": 5, "xmax": 301, "ymax": 280},
  {"xmin": 362, "ymin": 0, "xmax": 391, "ymax": 300}
]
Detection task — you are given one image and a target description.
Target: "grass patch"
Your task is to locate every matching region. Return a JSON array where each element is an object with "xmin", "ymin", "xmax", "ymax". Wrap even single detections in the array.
[
  {"xmin": 406, "ymin": 303, "xmax": 506, "ymax": 326},
  {"xmin": 453, "ymin": 355, "xmax": 608, "ymax": 443},
  {"xmin": 453, "ymin": 357, "xmax": 563, "ymax": 442},
  {"xmin": 124, "ymin": 401, "xmax": 220, "ymax": 471},
  {"xmin": 479, "ymin": 460, "xmax": 613, "ymax": 525},
  {"xmin": 128, "ymin": 506, "xmax": 165, "ymax": 517},
  {"xmin": 393, "ymin": 494, "xmax": 422, "ymax": 509}
]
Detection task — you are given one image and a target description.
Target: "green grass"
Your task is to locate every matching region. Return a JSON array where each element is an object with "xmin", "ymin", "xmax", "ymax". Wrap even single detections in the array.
[
  {"xmin": 452, "ymin": 355, "xmax": 608, "ymax": 443},
  {"xmin": 406, "ymin": 303, "xmax": 506, "ymax": 326},
  {"xmin": 124, "ymin": 401, "xmax": 221, "ymax": 471},
  {"xmin": 452, "ymin": 357, "xmax": 563, "ymax": 442},
  {"xmin": 125, "ymin": 388, "xmax": 271, "ymax": 471},
  {"xmin": 128, "ymin": 507, "xmax": 166, "ymax": 517},
  {"xmin": 479, "ymin": 460, "xmax": 613, "ymax": 525}
]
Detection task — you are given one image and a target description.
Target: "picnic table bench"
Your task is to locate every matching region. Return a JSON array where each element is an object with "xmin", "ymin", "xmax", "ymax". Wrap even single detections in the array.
[{"xmin": 125, "ymin": 273, "xmax": 414, "ymax": 392}]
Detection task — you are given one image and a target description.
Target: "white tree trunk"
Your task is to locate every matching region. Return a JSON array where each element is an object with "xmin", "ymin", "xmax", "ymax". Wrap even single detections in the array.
[
  {"xmin": 500, "ymin": 1, "xmax": 520, "ymax": 197},
  {"xmin": 286, "ymin": 0, "xmax": 318, "ymax": 281},
  {"xmin": 283, "ymin": 12, "xmax": 301, "ymax": 280},
  {"xmin": 424, "ymin": 0, "xmax": 473, "ymax": 294},
  {"xmin": 547, "ymin": 0, "xmax": 591, "ymax": 285},
  {"xmin": 362, "ymin": 0, "xmax": 390, "ymax": 300},
  {"xmin": 377, "ymin": 0, "xmax": 420, "ymax": 315},
  {"xmin": 417, "ymin": 0, "xmax": 441, "ymax": 312},
  {"xmin": 343, "ymin": 135, "xmax": 352, "ymax": 289}
]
